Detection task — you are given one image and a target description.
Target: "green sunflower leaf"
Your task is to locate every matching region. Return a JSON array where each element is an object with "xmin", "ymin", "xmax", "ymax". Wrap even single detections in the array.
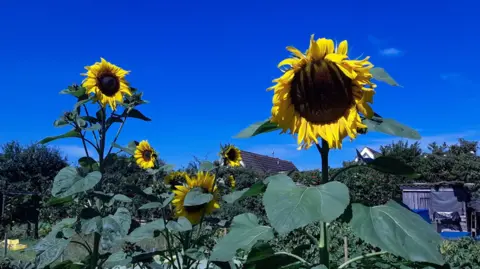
[
  {"xmin": 371, "ymin": 67, "xmax": 401, "ymax": 87},
  {"xmin": 184, "ymin": 188, "xmax": 213, "ymax": 206},
  {"xmin": 223, "ymin": 181, "xmax": 266, "ymax": 204},
  {"xmin": 166, "ymin": 217, "xmax": 192, "ymax": 232},
  {"xmin": 124, "ymin": 108, "xmax": 151, "ymax": 121},
  {"xmin": 126, "ymin": 218, "xmax": 166, "ymax": 243},
  {"xmin": 363, "ymin": 116, "xmax": 421, "ymax": 140},
  {"xmin": 199, "ymin": 161, "xmax": 214, "ymax": 172},
  {"xmin": 60, "ymin": 85, "xmax": 87, "ymax": 98},
  {"xmin": 53, "ymin": 116, "xmax": 69, "ymax": 128},
  {"xmin": 52, "ymin": 166, "xmax": 102, "ymax": 198},
  {"xmin": 78, "ymin": 156, "xmax": 99, "ymax": 172},
  {"xmin": 349, "ymin": 200, "xmax": 444, "ymax": 265},
  {"xmin": 367, "ymin": 156, "xmax": 420, "ymax": 178},
  {"xmin": 38, "ymin": 129, "xmax": 81, "ymax": 145},
  {"xmin": 210, "ymin": 213, "xmax": 274, "ymax": 262},
  {"xmin": 111, "ymin": 142, "xmax": 136, "ymax": 155},
  {"xmin": 263, "ymin": 174, "xmax": 349, "ymax": 234},
  {"xmin": 235, "ymin": 119, "xmax": 281, "ymax": 138}
]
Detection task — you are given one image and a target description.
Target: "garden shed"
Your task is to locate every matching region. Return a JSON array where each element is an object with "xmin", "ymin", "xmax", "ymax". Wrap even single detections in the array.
[{"xmin": 400, "ymin": 182, "xmax": 480, "ymax": 238}]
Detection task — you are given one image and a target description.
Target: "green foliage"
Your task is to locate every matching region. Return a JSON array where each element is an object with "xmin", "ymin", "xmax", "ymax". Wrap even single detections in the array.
[{"xmin": 235, "ymin": 119, "xmax": 281, "ymax": 138}]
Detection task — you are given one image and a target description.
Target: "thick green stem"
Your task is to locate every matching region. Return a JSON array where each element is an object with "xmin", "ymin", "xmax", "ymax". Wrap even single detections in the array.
[
  {"xmin": 91, "ymin": 232, "xmax": 101, "ymax": 268},
  {"xmin": 317, "ymin": 140, "xmax": 330, "ymax": 267},
  {"xmin": 338, "ymin": 251, "xmax": 387, "ymax": 268}
]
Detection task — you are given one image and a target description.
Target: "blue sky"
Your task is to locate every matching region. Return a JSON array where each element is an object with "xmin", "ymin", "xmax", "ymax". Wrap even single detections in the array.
[{"xmin": 1, "ymin": 0, "xmax": 479, "ymax": 170}]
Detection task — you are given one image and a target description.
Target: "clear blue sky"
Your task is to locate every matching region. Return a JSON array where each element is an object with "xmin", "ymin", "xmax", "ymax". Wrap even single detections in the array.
[{"xmin": 1, "ymin": 0, "xmax": 479, "ymax": 170}]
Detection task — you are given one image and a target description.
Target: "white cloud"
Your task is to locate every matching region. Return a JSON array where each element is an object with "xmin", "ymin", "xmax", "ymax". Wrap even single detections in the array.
[
  {"xmin": 57, "ymin": 144, "xmax": 98, "ymax": 161},
  {"xmin": 380, "ymin": 48, "xmax": 403, "ymax": 56}
]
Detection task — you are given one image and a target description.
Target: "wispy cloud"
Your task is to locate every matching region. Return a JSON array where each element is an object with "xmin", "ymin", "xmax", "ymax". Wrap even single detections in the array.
[
  {"xmin": 380, "ymin": 48, "xmax": 403, "ymax": 57},
  {"xmin": 368, "ymin": 35, "xmax": 403, "ymax": 57},
  {"xmin": 57, "ymin": 144, "xmax": 98, "ymax": 162}
]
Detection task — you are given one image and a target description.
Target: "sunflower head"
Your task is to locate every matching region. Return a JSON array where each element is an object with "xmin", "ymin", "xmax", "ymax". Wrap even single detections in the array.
[
  {"xmin": 134, "ymin": 140, "xmax": 157, "ymax": 169},
  {"xmin": 171, "ymin": 171, "xmax": 220, "ymax": 225},
  {"xmin": 164, "ymin": 171, "xmax": 190, "ymax": 190},
  {"xmin": 82, "ymin": 58, "xmax": 132, "ymax": 111},
  {"xmin": 220, "ymin": 144, "xmax": 242, "ymax": 167},
  {"xmin": 228, "ymin": 175, "xmax": 236, "ymax": 189},
  {"xmin": 269, "ymin": 35, "xmax": 376, "ymax": 150}
]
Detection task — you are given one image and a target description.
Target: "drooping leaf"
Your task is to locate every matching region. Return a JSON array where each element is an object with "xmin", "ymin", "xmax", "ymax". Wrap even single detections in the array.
[
  {"xmin": 111, "ymin": 194, "xmax": 133, "ymax": 203},
  {"xmin": 263, "ymin": 174, "xmax": 349, "ymax": 234},
  {"xmin": 223, "ymin": 181, "xmax": 266, "ymax": 204},
  {"xmin": 371, "ymin": 67, "xmax": 401, "ymax": 87},
  {"xmin": 46, "ymin": 196, "xmax": 74, "ymax": 207},
  {"xmin": 363, "ymin": 116, "xmax": 421, "ymax": 140},
  {"xmin": 138, "ymin": 202, "xmax": 163, "ymax": 210},
  {"xmin": 81, "ymin": 216, "xmax": 103, "ymax": 235},
  {"xmin": 38, "ymin": 130, "xmax": 81, "ymax": 144},
  {"xmin": 349, "ymin": 200, "xmax": 444, "ymax": 265},
  {"xmin": 184, "ymin": 188, "xmax": 213, "ymax": 206},
  {"xmin": 51, "ymin": 166, "xmax": 102, "ymax": 198},
  {"xmin": 367, "ymin": 156, "xmax": 420, "ymax": 178},
  {"xmin": 210, "ymin": 213, "xmax": 274, "ymax": 262},
  {"xmin": 125, "ymin": 108, "xmax": 151, "ymax": 121},
  {"xmin": 126, "ymin": 219, "xmax": 166, "ymax": 243},
  {"xmin": 244, "ymin": 242, "xmax": 300, "ymax": 269},
  {"xmin": 53, "ymin": 116, "xmax": 69, "ymax": 127},
  {"xmin": 166, "ymin": 217, "xmax": 192, "ymax": 232},
  {"xmin": 106, "ymin": 116, "xmax": 123, "ymax": 128},
  {"xmin": 112, "ymin": 142, "xmax": 136, "ymax": 155},
  {"xmin": 73, "ymin": 98, "xmax": 92, "ymax": 112},
  {"xmin": 100, "ymin": 216, "xmax": 125, "ymax": 249},
  {"xmin": 199, "ymin": 161, "xmax": 214, "ymax": 172},
  {"xmin": 235, "ymin": 119, "xmax": 281, "ymax": 138},
  {"xmin": 60, "ymin": 85, "xmax": 87, "ymax": 97}
]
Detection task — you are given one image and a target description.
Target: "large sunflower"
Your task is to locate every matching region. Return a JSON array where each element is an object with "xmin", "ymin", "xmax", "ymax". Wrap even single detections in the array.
[
  {"xmin": 134, "ymin": 140, "xmax": 157, "ymax": 169},
  {"xmin": 82, "ymin": 58, "xmax": 132, "ymax": 111},
  {"xmin": 164, "ymin": 171, "xmax": 190, "ymax": 190},
  {"xmin": 220, "ymin": 144, "xmax": 242, "ymax": 167},
  {"xmin": 172, "ymin": 171, "xmax": 220, "ymax": 225},
  {"xmin": 269, "ymin": 36, "xmax": 376, "ymax": 150}
]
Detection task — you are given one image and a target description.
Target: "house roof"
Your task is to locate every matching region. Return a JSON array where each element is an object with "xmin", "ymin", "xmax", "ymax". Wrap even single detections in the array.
[
  {"xmin": 365, "ymin": 147, "xmax": 380, "ymax": 154},
  {"xmin": 240, "ymin": 150, "xmax": 298, "ymax": 174}
]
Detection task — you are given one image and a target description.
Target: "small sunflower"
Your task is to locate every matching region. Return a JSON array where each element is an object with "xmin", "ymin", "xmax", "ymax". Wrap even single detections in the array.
[
  {"xmin": 134, "ymin": 140, "xmax": 157, "ymax": 169},
  {"xmin": 220, "ymin": 144, "xmax": 242, "ymax": 167},
  {"xmin": 164, "ymin": 171, "xmax": 190, "ymax": 190},
  {"xmin": 82, "ymin": 58, "xmax": 132, "ymax": 111},
  {"xmin": 269, "ymin": 36, "xmax": 376, "ymax": 150},
  {"xmin": 228, "ymin": 175, "xmax": 236, "ymax": 189},
  {"xmin": 172, "ymin": 171, "xmax": 220, "ymax": 225}
]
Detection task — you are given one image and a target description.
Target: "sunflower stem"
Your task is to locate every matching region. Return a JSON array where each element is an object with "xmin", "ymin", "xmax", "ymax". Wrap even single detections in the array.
[
  {"xmin": 105, "ymin": 113, "xmax": 128, "ymax": 157},
  {"xmin": 82, "ymin": 104, "xmax": 100, "ymax": 148},
  {"xmin": 316, "ymin": 140, "xmax": 330, "ymax": 267}
]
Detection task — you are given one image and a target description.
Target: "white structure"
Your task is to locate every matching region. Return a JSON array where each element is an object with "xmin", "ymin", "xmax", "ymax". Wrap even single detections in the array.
[{"xmin": 354, "ymin": 147, "xmax": 380, "ymax": 163}]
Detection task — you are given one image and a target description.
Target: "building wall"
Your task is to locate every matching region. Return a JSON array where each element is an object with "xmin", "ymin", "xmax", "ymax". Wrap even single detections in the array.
[{"xmin": 402, "ymin": 190, "xmax": 432, "ymax": 210}]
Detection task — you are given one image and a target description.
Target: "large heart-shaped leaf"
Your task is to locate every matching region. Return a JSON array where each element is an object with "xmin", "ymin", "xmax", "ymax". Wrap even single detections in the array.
[
  {"xmin": 126, "ymin": 219, "xmax": 166, "ymax": 243},
  {"xmin": 235, "ymin": 119, "xmax": 281, "ymax": 138},
  {"xmin": 210, "ymin": 213, "xmax": 274, "ymax": 262},
  {"xmin": 184, "ymin": 188, "xmax": 213, "ymax": 206},
  {"xmin": 166, "ymin": 217, "xmax": 192, "ymax": 232},
  {"xmin": 349, "ymin": 200, "xmax": 444, "ymax": 265},
  {"xmin": 52, "ymin": 167, "xmax": 102, "ymax": 198},
  {"xmin": 263, "ymin": 174, "xmax": 349, "ymax": 234},
  {"xmin": 35, "ymin": 238, "xmax": 71, "ymax": 269}
]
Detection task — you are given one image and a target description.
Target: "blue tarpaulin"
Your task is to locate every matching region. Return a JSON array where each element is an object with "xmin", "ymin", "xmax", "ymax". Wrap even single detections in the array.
[{"xmin": 412, "ymin": 209, "xmax": 431, "ymax": 223}]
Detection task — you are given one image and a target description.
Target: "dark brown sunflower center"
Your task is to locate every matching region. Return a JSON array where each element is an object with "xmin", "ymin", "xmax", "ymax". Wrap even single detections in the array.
[
  {"xmin": 226, "ymin": 149, "xmax": 238, "ymax": 161},
  {"xmin": 142, "ymin": 150, "xmax": 153, "ymax": 161},
  {"xmin": 97, "ymin": 73, "xmax": 120, "ymax": 97},
  {"xmin": 184, "ymin": 187, "xmax": 209, "ymax": 213},
  {"xmin": 290, "ymin": 60, "xmax": 354, "ymax": 124}
]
